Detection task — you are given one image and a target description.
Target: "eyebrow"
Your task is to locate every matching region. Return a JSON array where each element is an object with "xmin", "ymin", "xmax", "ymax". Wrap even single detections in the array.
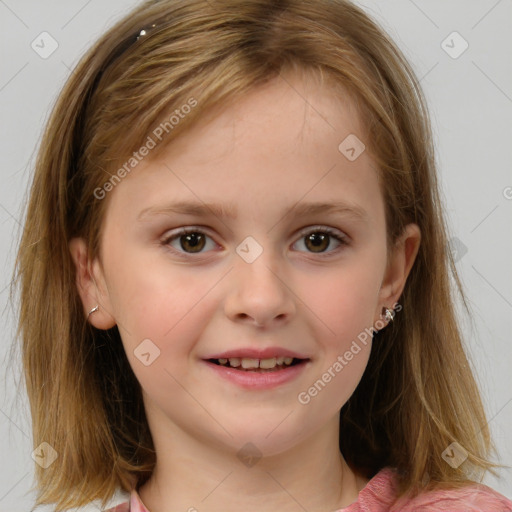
[{"xmin": 137, "ymin": 200, "xmax": 369, "ymax": 223}]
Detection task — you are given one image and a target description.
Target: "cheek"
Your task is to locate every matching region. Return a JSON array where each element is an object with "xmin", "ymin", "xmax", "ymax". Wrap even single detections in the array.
[
  {"xmin": 103, "ymin": 248, "xmax": 220, "ymax": 358},
  {"xmin": 290, "ymin": 257, "xmax": 382, "ymax": 415},
  {"xmin": 295, "ymin": 270, "xmax": 377, "ymax": 419},
  {"xmin": 105, "ymin": 256, "xmax": 220, "ymax": 409},
  {"xmin": 296, "ymin": 342, "xmax": 370, "ymax": 435},
  {"xmin": 297, "ymin": 256, "xmax": 384, "ymax": 346}
]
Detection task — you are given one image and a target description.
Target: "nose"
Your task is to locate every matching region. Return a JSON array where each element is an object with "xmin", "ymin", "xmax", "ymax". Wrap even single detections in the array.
[{"xmin": 224, "ymin": 253, "xmax": 296, "ymax": 328}]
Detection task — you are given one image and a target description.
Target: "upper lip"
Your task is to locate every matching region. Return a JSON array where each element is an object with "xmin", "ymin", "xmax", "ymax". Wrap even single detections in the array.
[{"xmin": 204, "ymin": 347, "xmax": 310, "ymax": 360}]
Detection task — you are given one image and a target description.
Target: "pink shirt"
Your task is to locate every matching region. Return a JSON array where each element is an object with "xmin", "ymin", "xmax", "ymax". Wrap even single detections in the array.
[{"xmin": 104, "ymin": 467, "xmax": 512, "ymax": 511}]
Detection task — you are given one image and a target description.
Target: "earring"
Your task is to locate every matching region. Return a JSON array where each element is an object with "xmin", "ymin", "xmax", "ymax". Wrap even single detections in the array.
[
  {"xmin": 381, "ymin": 306, "xmax": 395, "ymax": 323},
  {"xmin": 88, "ymin": 305, "xmax": 99, "ymax": 317}
]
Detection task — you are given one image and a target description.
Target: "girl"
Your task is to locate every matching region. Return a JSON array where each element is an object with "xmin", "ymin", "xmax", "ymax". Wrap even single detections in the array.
[{"xmin": 14, "ymin": 0, "xmax": 512, "ymax": 511}]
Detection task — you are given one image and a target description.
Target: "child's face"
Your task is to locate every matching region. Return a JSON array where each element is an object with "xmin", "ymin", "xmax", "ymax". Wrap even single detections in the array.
[{"xmin": 73, "ymin": 72, "xmax": 418, "ymax": 456}]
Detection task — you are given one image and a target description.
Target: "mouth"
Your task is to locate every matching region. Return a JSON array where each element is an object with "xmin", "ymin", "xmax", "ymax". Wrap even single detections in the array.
[
  {"xmin": 207, "ymin": 356, "xmax": 308, "ymax": 372},
  {"xmin": 202, "ymin": 348, "xmax": 311, "ymax": 389}
]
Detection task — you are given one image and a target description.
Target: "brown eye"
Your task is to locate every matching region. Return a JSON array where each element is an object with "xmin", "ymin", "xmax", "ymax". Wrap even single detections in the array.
[
  {"xmin": 304, "ymin": 232, "xmax": 330, "ymax": 252},
  {"xmin": 292, "ymin": 228, "xmax": 347, "ymax": 255},
  {"xmin": 164, "ymin": 229, "xmax": 217, "ymax": 256},
  {"xmin": 179, "ymin": 232, "xmax": 206, "ymax": 253}
]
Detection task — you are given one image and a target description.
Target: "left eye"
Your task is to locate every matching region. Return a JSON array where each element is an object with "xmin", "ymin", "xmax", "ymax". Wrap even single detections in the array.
[{"xmin": 292, "ymin": 229, "xmax": 346, "ymax": 253}]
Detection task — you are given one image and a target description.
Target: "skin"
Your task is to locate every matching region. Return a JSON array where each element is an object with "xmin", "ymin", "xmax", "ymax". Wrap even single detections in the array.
[{"xmin": 70, "ymin": 71, "xmax": 420, "ymax": 512}]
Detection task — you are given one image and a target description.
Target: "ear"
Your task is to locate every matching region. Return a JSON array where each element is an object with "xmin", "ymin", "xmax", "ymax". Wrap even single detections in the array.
[
  {"xmin": 69, "ymin": 237, "xmax": 116, "ymax": 329},
  {"xmin": 375, "ymin": 223, "xmax": 421, "ymax": 323}
]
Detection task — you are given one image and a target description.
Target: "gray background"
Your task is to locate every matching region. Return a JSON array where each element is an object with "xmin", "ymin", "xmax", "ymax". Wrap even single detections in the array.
[{"xmin": 1, "ymin": 0, "xmax": 511, "ymax": 510}]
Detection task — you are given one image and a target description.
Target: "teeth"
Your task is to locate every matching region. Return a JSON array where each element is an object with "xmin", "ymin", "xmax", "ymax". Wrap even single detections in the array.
[
  {"xmin": 216, "ymin": 356, "xmax": 297, "ymax": 369},
  {"xmin": 259, "ymin": 357, "xmax": 277, "ymax": 369},
  {"xmin": 241, "ymin": 358, "xmax": 259, "ymax": 369}
]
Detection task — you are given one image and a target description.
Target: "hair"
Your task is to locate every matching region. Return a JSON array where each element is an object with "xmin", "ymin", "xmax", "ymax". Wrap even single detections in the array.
[{"xmin": 12, "ymin": 0, "xmax": 498, "ymax": 510}]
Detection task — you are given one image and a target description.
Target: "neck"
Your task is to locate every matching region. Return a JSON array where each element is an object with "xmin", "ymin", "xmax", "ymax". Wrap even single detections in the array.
[{"xmin": 137, "ymin": 415, "xmax": 366, "ymax": 512}]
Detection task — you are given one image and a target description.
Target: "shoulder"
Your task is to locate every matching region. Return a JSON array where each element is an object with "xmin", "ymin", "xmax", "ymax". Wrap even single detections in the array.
[
  {"xmin": 102, "ymin": 489, "xmax": 148, "ymax": 512},
  {"xmin": 103, "ymin": 504, "xmax": 130, "ymax": 512},
  {"xmin": 344, "ymin": 467, "xmax": 512, "ymax": 512},
  {"xmin": 393, "ymin": 481, "xmax": 512, "ymax": 512}
]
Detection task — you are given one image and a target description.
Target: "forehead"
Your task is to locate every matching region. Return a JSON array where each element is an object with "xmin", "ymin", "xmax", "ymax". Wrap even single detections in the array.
[
  {"xmin": 102, "ymin": 72, "xmax": 382, "ymax": 228},
  {"xmin": 163, "ymin": 72, "xmax": 366, "ymax": 163}
]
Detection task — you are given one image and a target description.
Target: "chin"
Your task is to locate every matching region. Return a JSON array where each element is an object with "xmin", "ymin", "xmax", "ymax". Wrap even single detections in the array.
[{"xmin": 207, "ymin": 417, "xmax": 310, "ymax": 458}]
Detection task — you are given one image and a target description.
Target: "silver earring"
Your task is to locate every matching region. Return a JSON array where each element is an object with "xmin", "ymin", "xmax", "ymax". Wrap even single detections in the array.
[
  {"xmin": 88, "ymin": 305, "xmax": 99, "ymax": 317},
  {"xmin": 381, "ymin": 306, "xmax": 395, "ymax": 323}
]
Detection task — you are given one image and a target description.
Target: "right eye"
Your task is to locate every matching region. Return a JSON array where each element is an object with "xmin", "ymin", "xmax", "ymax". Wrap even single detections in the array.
[{"xmin": 162, "ymin": 228, "xmax": 218, "ymax": 254}]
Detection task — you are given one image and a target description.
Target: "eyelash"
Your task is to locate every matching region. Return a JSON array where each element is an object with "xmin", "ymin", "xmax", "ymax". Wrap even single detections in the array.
[{"xmin": 161, "ymin": 226, "xmax": 349, "ymax": 258}]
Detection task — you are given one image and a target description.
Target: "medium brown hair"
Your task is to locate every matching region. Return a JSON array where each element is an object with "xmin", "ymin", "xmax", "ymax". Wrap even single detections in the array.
[{"xmin": 13, "ymin": 0, "xmax": 496, "ymax": 509}]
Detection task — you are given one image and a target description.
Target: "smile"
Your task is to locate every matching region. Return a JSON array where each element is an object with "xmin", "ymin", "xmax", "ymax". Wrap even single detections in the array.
[
  {"xmin": 208, "ymin": 356, "xmax": 303, "ymax": 371},
  {"xmin": 203, "ymin": 357, "xmax": 310, "ymax": 390}
]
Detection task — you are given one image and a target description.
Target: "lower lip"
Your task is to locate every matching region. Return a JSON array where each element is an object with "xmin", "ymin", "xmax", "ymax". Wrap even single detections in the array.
[{"xmin": 202, "ymin": 360, "xmax": 309, "ymax": 390}]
